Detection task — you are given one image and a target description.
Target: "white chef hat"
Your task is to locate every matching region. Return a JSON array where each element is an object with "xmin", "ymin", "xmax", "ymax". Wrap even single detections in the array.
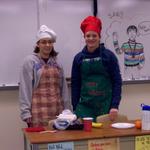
[{"xmin": 36, "ymin": 25, "xmax": 57, "ymax": 42}]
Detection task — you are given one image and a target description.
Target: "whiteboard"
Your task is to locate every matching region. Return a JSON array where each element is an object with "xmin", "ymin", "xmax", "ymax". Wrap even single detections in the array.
[
  {"xmin": 2, "ymin": 0, "xmax": 150, "ymax": 87},
  {"xmin": 0, "ymin": 0, "xmax": 37, "ymax": 86},
  {"xmin": 0, "ymin": 0, "xmax": 92, "ymax": 86},
  {"xmin": 98, "ymin": 0, "xmax": 150, "ymax": 81},
  {"xmin": 38, "ymin": 0, "xmax": 92, "ymax": 77}
]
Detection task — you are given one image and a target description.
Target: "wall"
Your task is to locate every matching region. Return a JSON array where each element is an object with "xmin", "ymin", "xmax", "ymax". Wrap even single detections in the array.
[
  {"xmin": 0, "ymin": 90, "xmax": 25, "ymax": 150},
  {"xmin": 0, "ymin": 84, "xmax": 150, "ymax": 150}
]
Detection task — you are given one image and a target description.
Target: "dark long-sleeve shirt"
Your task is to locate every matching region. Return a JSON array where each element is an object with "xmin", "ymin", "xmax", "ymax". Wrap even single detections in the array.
[{"xmin": 71, "ymin": 43, "xmax": 122, "ymax": 111}]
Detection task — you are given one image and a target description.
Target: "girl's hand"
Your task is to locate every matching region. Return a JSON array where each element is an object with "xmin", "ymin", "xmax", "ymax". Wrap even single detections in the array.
[
  {"xmin": 109, "ymin": 108, "xmax": 118, "ymax": 121},
  {"xmin": 24, "ymin": 117, "xmax": 32, "ymax": 127}
]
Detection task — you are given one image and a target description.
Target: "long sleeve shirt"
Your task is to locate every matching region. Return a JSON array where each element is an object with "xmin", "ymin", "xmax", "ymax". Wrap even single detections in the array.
[{"xmin": 71, "ymin": 43, "xmax": 122, "ymax": 111}]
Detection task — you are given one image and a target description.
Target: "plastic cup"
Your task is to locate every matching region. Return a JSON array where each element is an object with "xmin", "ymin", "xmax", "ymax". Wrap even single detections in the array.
[{"xmin": 83, "ymin": 117, "xmax": 93, "ymax": 131}]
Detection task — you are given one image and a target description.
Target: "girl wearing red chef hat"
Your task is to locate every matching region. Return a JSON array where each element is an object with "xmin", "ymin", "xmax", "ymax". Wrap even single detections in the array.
[{"xmin": 71, "ymin": 16, "xmax": 122, "ymax": 122}]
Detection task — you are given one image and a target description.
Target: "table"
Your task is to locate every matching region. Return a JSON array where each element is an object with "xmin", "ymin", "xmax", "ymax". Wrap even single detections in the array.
[{"xmin": 23, "ymin": 125, "xmax": 150, "ymax": 150}]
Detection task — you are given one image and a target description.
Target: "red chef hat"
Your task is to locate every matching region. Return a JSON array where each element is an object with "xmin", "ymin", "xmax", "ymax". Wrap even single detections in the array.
[{"xmin": 80, "ymin": 16, "xmax": 102, "ymax": 35}]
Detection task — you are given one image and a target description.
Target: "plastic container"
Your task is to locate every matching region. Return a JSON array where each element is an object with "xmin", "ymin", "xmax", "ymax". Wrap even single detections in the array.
[
  {"xmin": 141, "ymin": 104, "xmax": 150, "ymax": 130},
  {"xmin": 83, "ymin": 117, "xmax": 93, "ymax": 132}
]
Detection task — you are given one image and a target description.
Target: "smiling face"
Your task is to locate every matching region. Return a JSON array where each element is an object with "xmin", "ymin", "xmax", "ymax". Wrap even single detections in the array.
[
  {"xmin": 37, "ymin": 38, "xmax": 54, "ymax": 58},
  {"xmin": 84, "ymin": 31, "xmax": 100, "ymax": 53}
]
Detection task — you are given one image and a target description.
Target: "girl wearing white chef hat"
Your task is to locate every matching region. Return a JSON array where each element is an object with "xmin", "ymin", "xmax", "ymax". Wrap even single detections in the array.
[{"xmin": 19, "ymin": 25, "xmax": 72, "ymax": 127}]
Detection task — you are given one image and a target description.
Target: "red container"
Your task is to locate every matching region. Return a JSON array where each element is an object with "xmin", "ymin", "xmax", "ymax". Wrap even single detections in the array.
[{"xmin": 83, "ymin": 117, "xmax": 93, "ymax": 131}]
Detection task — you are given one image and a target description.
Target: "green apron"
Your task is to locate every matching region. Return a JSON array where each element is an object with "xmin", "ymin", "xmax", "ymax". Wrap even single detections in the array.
[{"xmin": 75, "ymin": 57, "xmax": 112, "ymax": 121}]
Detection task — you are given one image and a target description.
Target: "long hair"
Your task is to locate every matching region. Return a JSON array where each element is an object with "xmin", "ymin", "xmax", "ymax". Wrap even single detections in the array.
[{"xmin": 34, "ymin": 41, "xmax": 58, "ymax": 57}]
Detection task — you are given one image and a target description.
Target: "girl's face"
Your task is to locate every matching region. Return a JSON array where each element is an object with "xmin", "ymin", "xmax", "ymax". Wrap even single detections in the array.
[
  {"xmin": 128, "ymin": 30, "xmax": 137, "ymax": 41},
  {"xmin": 84, "ymin": 31, "xmax": 100, "ymax": 52},
  {"xmin": 37, "ymin": 38, "xmax": 54, "ymax": 57}
]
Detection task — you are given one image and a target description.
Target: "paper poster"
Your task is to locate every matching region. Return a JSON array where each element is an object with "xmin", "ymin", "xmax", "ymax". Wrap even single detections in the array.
[
  {"xmin": 135, "ymin": 135, "xmax": 150, "ymax": 150},
  {"xmin": 88, "ymin": 138, "xmax": 119, "ymax": 150},
  {"xmin": 48, "ymin": 141, "xmax": 74, "ymax": 150}
]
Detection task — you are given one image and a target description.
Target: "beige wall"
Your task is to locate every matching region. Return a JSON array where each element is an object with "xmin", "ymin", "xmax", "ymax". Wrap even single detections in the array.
[
  {"xmin": 0, "ymin": 84, "xmax": 150, "ymax": 150},
  {"xmin": 120, "ymin": 84, "xmax": 150, "ymax": 119},
  {"xmin": 0, "ymin": 90, "xmax": 25, "ymax": 150}
]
